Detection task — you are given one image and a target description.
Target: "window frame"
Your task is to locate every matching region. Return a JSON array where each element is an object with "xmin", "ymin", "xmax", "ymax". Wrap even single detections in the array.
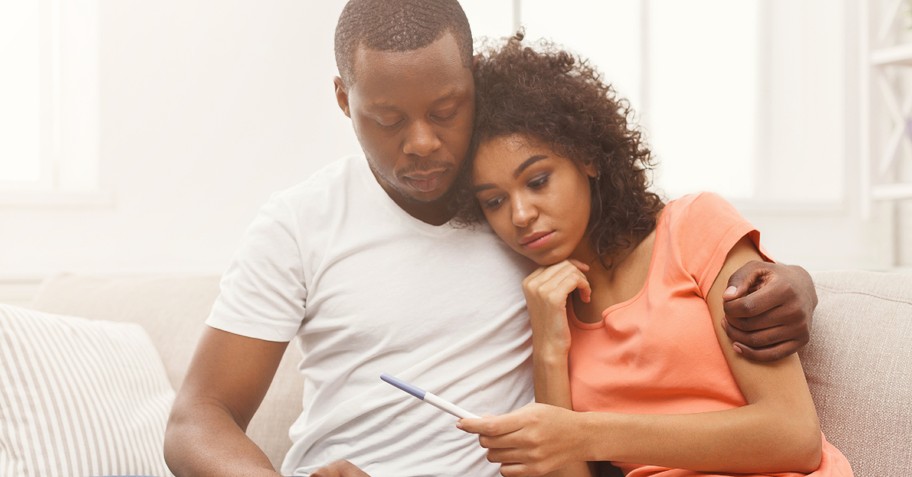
[{"xmin": 0, "ymin": 0, "xmax": 109, "ymax": 207}]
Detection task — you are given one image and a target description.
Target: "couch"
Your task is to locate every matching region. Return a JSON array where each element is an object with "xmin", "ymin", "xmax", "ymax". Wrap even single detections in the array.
[{"xmin": 4, "ymin": 270, "xmax": 911, "ymax": 476}]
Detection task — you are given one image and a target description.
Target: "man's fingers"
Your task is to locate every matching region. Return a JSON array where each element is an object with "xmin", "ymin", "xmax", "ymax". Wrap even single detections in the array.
[
  {"xmin": 725, "ymin": 300, "xmax": 803, "ymax": 332},
  {"xmin": 723, "ymin": 291, "xmax": 795, "ymax": 323},
  {"xmin": 722, "ymin": 318, "xmax": 809, "ymax": 362},
  {"xmin": 723, "ymin": 320, "xmax": 803, "ymax": 348},
  {"xmin": 724, "ymin": 260, "xmax": 765, "ymax": 300},
  {"xmin": 731, "ymin": 338, "xmax": 805, "ymax": 362}
]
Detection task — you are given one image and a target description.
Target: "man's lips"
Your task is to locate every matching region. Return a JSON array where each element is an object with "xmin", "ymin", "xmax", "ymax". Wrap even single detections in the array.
[
  {"xmin": 403, "ymin": 169, "xmax": 447, "ymax": 193},
  {"xmin": 519, "ymin": 231, "xmax": 555, "ymax": 249}
]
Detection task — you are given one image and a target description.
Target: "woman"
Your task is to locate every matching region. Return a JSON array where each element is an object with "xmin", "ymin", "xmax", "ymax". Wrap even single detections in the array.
[{"xmin": 454, "ymin": 35, "xmax": 852, "ymax": 477}]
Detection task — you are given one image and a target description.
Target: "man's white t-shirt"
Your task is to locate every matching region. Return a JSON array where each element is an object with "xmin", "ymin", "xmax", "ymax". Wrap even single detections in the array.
[{"xmin": 207, "ymin": 155, "xmax": 535, "ymax": 476}]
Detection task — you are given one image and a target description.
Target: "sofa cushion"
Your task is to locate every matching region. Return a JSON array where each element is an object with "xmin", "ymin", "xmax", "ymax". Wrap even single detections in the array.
[
  {"xmin": 29, "ymin": 274, "xmax": 221, "ymax": 391},
  {"xmin": 28, "ymin": 273, "xmax": 303, "ymax": 470},
  {"xmin": 802, "ymin": 270, "xmax": 912, "ymax": 477},
  {"xmin": 0, "ymin": 304, "xmax": 174, "ymax": 477}
]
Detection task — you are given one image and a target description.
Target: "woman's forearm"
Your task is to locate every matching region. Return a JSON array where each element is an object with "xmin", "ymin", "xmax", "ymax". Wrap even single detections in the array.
[
  {"xmin": 532, "ymin": 342, "xmax": 572, "ymax": 408},
  {"xmin": 534, "ymin": 350, "xmax": 593, "ymax": 477},
  {"xmin": 578, "ymin": 399, "xmax": 822, "ymax": 474}
]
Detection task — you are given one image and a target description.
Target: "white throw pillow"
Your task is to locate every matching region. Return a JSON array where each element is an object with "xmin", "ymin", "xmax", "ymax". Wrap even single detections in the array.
[{"xmin": 0, "ymin": 304, "xmax": 175, "ymax": 477}]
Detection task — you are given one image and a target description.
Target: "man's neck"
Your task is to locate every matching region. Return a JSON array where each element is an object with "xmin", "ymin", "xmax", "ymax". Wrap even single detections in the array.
[{"xmin": 390, "ymin": 194, "xmax": 454, "ymax": 226}]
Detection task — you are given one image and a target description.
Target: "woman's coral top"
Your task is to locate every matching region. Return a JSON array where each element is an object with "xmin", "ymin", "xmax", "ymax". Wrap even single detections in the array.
[{"xmin": 568, "ymin": 193, "xmax": 853, "ymax": 477}]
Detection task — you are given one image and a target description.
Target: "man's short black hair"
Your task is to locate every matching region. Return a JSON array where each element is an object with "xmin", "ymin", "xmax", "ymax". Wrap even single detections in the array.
[{"xmin": 334, "ymin": 0, "xmax": 473, "ymax": 86}]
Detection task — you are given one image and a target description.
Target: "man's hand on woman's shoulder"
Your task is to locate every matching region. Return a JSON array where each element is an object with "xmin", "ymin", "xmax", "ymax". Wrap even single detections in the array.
[{"xmin": 721, "ymin": 261, "xmax": 817, "ymax": 362}]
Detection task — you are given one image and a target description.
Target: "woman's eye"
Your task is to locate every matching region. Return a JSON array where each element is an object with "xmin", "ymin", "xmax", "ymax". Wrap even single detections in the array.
[
  {"xmin": 528, "ymin": 174, "xmax": 550, "ymax": 189},
  {"xmin": 480, "ymin": 196, "xmax": 504, "ymax": 210}
]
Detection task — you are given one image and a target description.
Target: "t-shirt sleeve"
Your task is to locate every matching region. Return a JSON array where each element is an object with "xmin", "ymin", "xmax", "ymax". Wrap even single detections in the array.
[
  {"xmin": 676, "ymin": 192, "xmax": 772, "ymax": 297},
  {"xmin": 206, "ymin": 193, "xmax": 307, "ymax": 342}
]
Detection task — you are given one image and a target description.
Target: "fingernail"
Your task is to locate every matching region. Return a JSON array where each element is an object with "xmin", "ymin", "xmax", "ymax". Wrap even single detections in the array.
[
  {"xmin": 732, "ymin": 343, "xmax": 743, "ymax": 354},
  {"xmin": 724, "ymin": 286, "xmax": 737, "ymax": 296}
]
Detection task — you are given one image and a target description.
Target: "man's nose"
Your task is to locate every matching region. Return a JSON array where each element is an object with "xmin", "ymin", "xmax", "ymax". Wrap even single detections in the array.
[{"xmin": 402, "ymin": 121, "xmax": 441, "ymax": 157}]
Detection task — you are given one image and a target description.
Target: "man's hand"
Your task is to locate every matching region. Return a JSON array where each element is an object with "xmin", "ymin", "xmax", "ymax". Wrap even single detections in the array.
[
  {"xmin": 311, "ymin": 460, "xmax": 371, "ymax": 477},
  {"xmin": 721, "ymin": 261, "xmax": 817, "ymax": 362}
]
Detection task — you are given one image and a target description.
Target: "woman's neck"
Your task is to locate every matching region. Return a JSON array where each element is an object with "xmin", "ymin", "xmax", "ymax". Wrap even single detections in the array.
[{"xmin": 571, "ymin": 231, "xmax": 656, "ymax": 324}]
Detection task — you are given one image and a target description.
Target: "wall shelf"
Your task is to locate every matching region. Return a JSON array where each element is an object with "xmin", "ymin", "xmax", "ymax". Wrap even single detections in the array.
[{"xmin": 871, "ymin": 43, "xmax": 912, "ymax": 66}]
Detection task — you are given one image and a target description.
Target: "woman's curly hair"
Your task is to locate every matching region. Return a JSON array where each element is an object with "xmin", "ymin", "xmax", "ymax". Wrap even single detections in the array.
[{"xmin": 454, "ymin": 33, "xmax": 665, "ymax": 266}]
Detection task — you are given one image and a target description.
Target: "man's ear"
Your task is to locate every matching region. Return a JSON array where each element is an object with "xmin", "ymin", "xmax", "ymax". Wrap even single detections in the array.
[{"xmin": 333, "ymin": 76, "xmax": 351, "ymax": 118}]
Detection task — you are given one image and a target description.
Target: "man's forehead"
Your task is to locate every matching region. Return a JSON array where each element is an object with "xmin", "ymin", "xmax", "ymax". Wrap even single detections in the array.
[
  {"xmin": 349, "ymin": 43, "xmax": 473, "ymax": 107},
  {"xmin": 351, "ymin": 32, "xmax": 465, "ymax": 77},
  {"xmin": 363, "ymin": 88, "xmax": 467, "ymax": 110}
]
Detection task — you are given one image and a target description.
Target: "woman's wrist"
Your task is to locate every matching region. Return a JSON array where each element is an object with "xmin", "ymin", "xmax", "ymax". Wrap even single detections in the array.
[
  {"xmin": 532, "ymin": 346, "xmax": 569, "ymax": 370},
  {"xmin": 532, "ymin": 335, "xmax": 570, "ymax": 362}
]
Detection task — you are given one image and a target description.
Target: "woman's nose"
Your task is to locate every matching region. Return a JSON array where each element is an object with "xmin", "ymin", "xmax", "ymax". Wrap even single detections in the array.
[{"xmin": 511, "ymin": 196, "xmax": 538, "ymax": 228}]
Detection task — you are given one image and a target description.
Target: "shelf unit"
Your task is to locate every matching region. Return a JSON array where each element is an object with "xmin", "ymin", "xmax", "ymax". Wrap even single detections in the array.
[{"xmin": 862, "ymin": 0, "xmax": 912, "ymax": 213}]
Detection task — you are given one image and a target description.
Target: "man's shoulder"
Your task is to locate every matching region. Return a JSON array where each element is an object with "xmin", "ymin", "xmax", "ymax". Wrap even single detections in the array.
[{"xmin": 263, "ymin": 155, "xmax": 366, "ymax": 211}]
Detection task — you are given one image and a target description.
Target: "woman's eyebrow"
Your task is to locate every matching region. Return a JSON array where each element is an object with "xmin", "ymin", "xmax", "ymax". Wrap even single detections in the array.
[
  {"xmin": 513, "ymin": 155, "xmax": 548, "ymax": 178},
  {"xmin": 473, "ymin": 155, "xmax": 549, "ymax": 193}
]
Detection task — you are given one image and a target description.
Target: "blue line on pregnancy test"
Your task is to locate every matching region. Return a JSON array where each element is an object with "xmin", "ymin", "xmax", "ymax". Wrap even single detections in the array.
[{"xmin": 380, "ymin": 373, "xmax": 479, "ymax": 419}]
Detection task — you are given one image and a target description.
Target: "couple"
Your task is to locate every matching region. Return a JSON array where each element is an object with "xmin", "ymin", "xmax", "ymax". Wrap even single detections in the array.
[{"xmin": 163, "ymin": 1, "xmax": 848, "ymax": 476}]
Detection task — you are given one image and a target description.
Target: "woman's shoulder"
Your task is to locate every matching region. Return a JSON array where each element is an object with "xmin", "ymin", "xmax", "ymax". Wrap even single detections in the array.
[{"xmin": 666, "ymin": 191, "xmax": 731, "ymax": 211}]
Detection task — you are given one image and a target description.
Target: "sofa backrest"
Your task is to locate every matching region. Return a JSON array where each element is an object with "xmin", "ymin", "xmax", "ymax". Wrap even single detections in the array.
[
  {"xmin": 29, "ymin": 270, "xmax": 912, "ymax": 475},
  {"xmin": 29, "ymin": 273, "xmax": 302, "ymax": 470},
  {"xmin": 803, "ymin": 270, "xmax": 912, "ymax": 476}
]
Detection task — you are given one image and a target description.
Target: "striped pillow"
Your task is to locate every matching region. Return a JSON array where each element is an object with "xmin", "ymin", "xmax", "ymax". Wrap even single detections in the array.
[{"xmin": 0, "ymin": 304, "xmax": 175, "ymax": 477}]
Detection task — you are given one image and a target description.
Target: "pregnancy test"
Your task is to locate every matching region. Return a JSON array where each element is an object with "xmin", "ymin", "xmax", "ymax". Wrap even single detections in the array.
[{"xmin": 380, "ymin": 373, "xmax": 479, "ymax": 419}]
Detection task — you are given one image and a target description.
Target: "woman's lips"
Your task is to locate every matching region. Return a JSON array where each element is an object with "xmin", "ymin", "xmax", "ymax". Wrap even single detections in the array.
[{"xmin": 520, "ymin": 231, "xmax": 555, "ymax": 250}]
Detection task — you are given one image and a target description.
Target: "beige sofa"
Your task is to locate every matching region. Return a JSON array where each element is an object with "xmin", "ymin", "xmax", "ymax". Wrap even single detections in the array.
[{"xmin": 23, "ymin": 270, "xmax": 912, "ymax": 476}]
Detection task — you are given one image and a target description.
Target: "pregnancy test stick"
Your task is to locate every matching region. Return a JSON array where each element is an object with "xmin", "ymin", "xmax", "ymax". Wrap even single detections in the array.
[{"xmin": 381, "ymin": 373, "xmax": 479, "ymax": 419}]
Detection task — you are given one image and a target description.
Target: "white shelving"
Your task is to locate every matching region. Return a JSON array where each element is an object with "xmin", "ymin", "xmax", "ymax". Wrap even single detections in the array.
[
  {"xmin": 871, "ymin": 42, "xmax": 912, "ymax": 66},
  {"xmin": 862, "ymin": 0, "xmax": 912, "ymax": 214}
]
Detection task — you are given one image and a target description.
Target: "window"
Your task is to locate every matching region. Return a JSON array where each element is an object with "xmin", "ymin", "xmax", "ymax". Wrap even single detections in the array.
[
  {"xmin": 0, "ymin": 0, "xmax": 103, "ymax": 204},
  {"xmin": 0, "ymin": 2, "xmax": 42, "ymax": 187},
  {"xmin": 468, "ymin": 0, "xmax": 846, "ymax": 207}
]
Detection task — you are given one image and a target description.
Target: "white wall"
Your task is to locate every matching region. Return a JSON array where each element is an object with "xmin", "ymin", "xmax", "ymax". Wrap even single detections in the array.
[
  {"xmin": 0, "ymin": 0, "xmax": 359, "ymax": 277},
  {"xmin": 0, "ymin": 0, "xmax": 906, "ymax": 283}
]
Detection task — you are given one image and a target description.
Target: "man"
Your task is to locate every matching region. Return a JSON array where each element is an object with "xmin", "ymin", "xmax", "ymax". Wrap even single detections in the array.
[{"xmin": 163, "ymin": 1, "xmax": 817, "ymax": 476}]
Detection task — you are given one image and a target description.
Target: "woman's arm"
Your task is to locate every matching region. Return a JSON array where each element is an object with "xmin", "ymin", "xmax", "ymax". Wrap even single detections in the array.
[
  {"xmin": 460, "ymin": 237, "xmax": 823, "ymax": 475},
  {"xmin": 578, "ymin": 238, "xmax": 822, "ymax": 472},
  {"xmin": 487, "ymin": 261, "xmax": 594, "ymax": 477}
]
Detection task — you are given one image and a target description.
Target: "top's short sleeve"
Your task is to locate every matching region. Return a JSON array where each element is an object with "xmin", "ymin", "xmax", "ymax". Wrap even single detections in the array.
[
  {"xmin": 206, "ymin": 192, "xmax": 308, "ymax": 342},
  {"xmin": 672, "ymin": 192, "xmax": 772, "ymax": 297}
]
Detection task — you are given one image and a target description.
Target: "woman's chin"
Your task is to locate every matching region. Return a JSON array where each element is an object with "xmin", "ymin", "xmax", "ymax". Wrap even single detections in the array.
[{"xmin": 519, "ymin": 249, "xmax": 569, "ymax": 267}]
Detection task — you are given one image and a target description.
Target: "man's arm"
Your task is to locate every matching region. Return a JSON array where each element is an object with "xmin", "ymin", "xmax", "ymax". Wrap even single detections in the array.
[
  {"xmin": 721, "ymin": 261, "xmax": 818, "ymax": 362},
  {"xmin": 164, "ymin": 326, "xmax": 288, "ymax": 477}
]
